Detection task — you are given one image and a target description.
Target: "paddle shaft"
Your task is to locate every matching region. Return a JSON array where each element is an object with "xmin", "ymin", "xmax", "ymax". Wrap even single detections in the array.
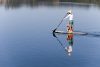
[{"xmin": 55, "ymin": 13, "xmax": 68, "ymax": 30}]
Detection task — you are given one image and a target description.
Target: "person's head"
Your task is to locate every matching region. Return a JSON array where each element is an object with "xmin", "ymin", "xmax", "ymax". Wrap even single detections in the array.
[{"xmin": 67, "ymin": 10, "xmax": 72, "ymax": 14}]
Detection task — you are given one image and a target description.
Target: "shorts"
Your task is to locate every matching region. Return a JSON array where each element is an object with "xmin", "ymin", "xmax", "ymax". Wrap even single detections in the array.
[{"xmin": 69, "ymin": 20, "xmax": 74, "ymax": 27}]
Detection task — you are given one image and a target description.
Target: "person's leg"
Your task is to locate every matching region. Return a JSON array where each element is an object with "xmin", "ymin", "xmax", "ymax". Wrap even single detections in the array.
[
  {"xmin": 69, "ymin": 20, "xmax": 74, "ymax": 32},
  {"xmin": 68, "ymin": 26, "xmax": 73, "ymax": 33},
  {"xmin": 67, "ymin": 22, "xmax": 70, "ymax": 32}
]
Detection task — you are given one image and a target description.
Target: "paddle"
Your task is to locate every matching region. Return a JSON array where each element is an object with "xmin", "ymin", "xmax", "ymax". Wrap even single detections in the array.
[
  {"xmin": 53, "ymin": 13, "xmax": 68, "ymax": 33},
  {"xmin": 52, "ymin": 32, "xmax": 65, "ymax": 49}
]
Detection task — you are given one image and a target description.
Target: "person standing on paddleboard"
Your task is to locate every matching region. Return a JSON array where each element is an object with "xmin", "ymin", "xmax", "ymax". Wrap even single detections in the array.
[{"xmin": 64, "ymin": 10, "xmax": 73, "ymax": 33}]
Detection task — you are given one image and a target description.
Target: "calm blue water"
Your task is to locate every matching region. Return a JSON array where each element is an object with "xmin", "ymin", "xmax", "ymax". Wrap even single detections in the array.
[{"xmin": 0, "ymin": 2, "xmax": 100, "ymax": 67}]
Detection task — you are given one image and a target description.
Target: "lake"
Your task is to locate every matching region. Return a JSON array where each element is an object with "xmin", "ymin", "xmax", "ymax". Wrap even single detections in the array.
[{"xmin": 0, "ymin": 0, "xmax": 100, "ymax": 67}]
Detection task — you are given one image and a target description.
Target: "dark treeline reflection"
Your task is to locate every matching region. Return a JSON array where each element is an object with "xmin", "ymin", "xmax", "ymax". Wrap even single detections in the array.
[{"xmin": 0, "ymin": 0, "xmax": 100, "ymax": 8}]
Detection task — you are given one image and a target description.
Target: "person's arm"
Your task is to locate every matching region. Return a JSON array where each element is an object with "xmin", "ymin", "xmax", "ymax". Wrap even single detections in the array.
[{"xmin": 64, "ymin": 14, "xmax": 69, "ymax": 19}]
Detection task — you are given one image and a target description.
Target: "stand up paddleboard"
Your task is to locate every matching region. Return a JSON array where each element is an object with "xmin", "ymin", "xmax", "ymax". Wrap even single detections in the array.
[{"xmin": 54, "ymin": 30, "xmax": 88, "ymax": 35}]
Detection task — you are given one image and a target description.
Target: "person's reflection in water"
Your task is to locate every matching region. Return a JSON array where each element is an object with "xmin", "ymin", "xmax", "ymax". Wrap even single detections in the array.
[{"xmin": 65, "ymin": 33, "xmax": 73, "ymax": 56}]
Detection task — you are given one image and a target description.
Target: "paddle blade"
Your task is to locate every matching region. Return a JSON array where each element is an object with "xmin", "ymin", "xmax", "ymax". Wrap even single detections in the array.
[
  {"xmin": 52, "ymin": 29, "xmax": 57, "ymax": 38},
  {"xmin": 52, "ymin": 28, "xmax": 57, "ymax": 33},
  {"xmin": 52, "ymin": 32, "xmax": 57, "ymax": 38}
]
